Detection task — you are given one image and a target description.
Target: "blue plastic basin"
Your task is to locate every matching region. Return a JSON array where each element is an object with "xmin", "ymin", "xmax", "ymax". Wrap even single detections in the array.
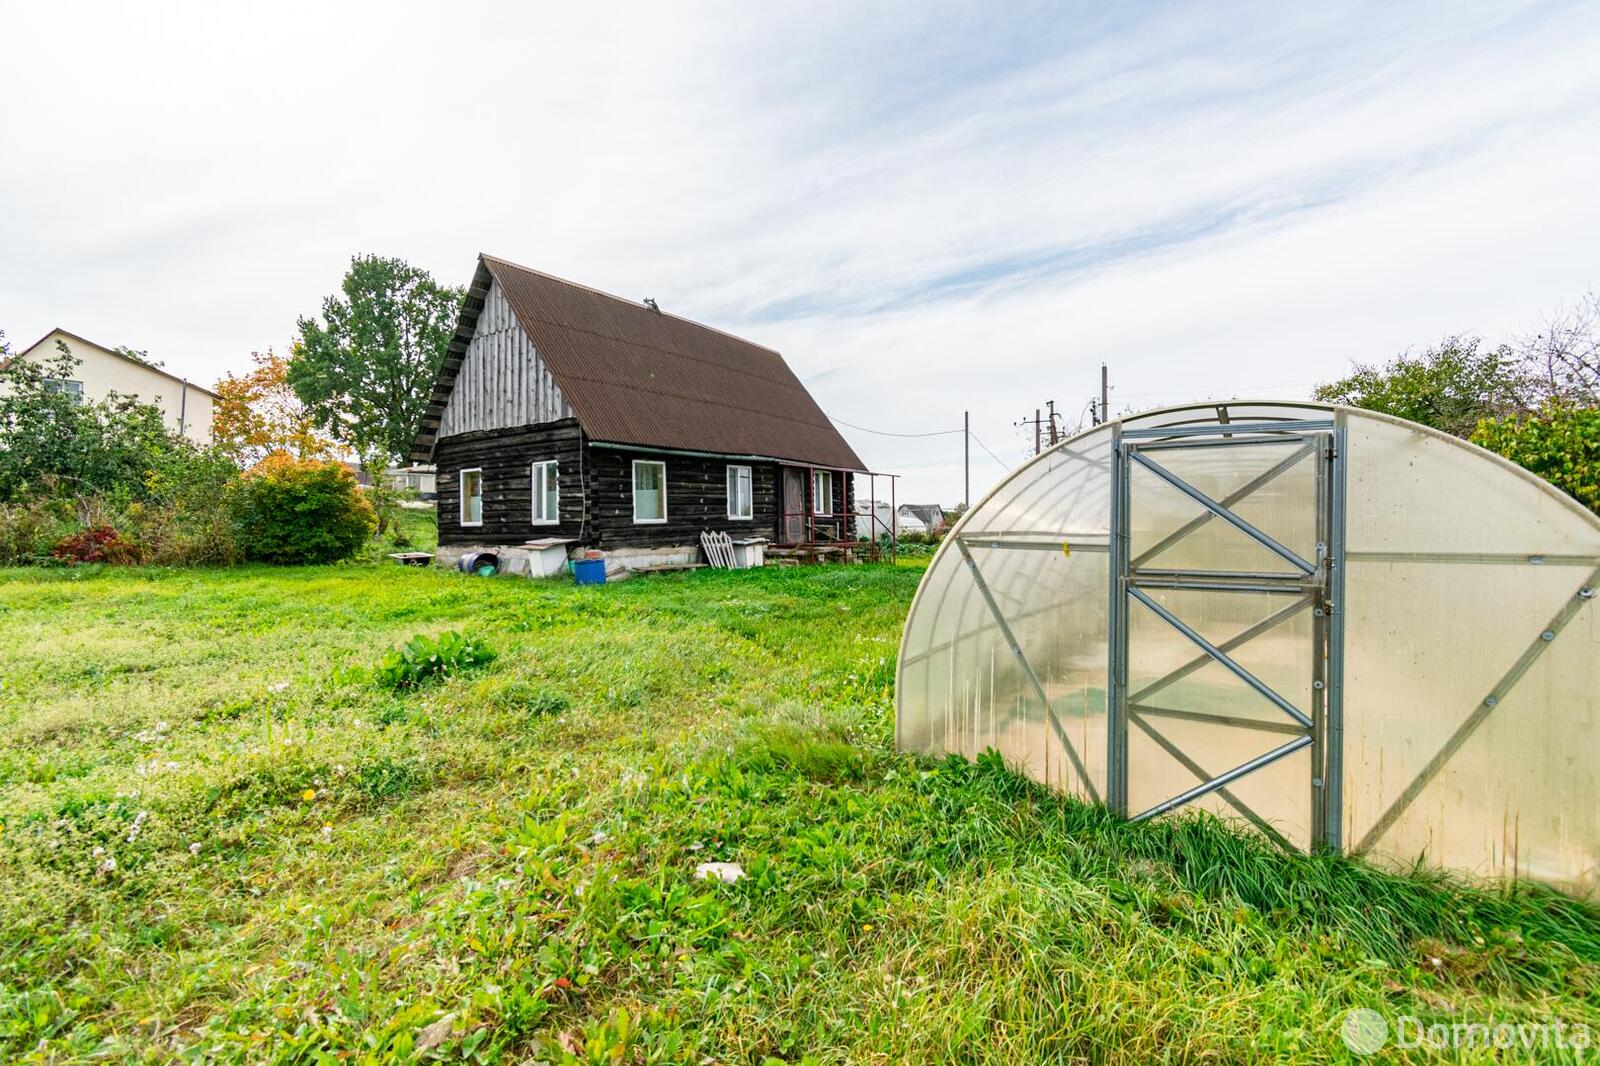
[{"xmin": 572, "ymin": 558, "xmax": 607, "ymax": 585}]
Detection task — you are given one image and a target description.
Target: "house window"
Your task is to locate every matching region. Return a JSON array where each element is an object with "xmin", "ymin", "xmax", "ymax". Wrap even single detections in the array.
[
  {"xmin": 460, "ymin": 468, "xmax": 483, "ymax": 527},
  {"xmin": 812, "ymin": 470, "xmax": 833, "ymax": 516},
  {"xmin": 726, "ymin": 465, "xmax": 752, "ymax": 520},
  {"xmin": 632, "ymin": 460, "xmax": 667, "ymax": 523},
  {"xmin": 44, "ymin": 379, "xmax": 84, "ymax": 403},
  {"xmin": 531, "ymin": 460, "xmax": 560, "ymax": 525}
]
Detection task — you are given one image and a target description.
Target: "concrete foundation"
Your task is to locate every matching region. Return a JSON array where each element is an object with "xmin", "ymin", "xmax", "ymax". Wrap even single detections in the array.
[{"xmin": 434, "ymin": 542, "xmax": 706, "ymax": 579}]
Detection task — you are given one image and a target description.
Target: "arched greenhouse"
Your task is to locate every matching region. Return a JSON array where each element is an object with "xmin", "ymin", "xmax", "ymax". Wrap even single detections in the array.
[{"xmin": 896, "ymin": 402, "xmax": 1600, "ymax": 896}]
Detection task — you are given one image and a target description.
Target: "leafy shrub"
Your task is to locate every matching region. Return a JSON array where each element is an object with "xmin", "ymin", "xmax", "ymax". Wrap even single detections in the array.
[
  {"xmin": 0, "ymin": 497, "xmax": 74, "ymax": 565},
  {"xmin": 374, "ymin": 630, "xmax": 496, "ymax": 690},
  {"xmin": 126, "ymin": 448, "xmax": 243, "ymax": 565},
  {"xmin": 1472, "ymin": 404, "xmax": 1600, "ymax": 514},
  {"xmin": 233, "ymin": 456, "xmax": 375, "ymax": 564},
  {"xmin": 51, "ymin": 525, "xmax": 143, "ymax": 565}
]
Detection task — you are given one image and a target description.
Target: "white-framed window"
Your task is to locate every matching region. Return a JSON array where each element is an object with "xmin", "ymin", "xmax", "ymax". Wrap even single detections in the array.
[
  {"xmin": 459, "ymin": 468, "xmax": 483, "ymax": 527},
  {"xmin": 44, "ymin": 379, "xmax": 84, "ymax": 403},
  {"xmin": 726, "ymin": 464, "xmax": 753, "ymax": 520},
  {"xmin": 531, "ymin": 460, "xmax": 560, "ymax": 525},
  {"xmin": 632, "ymin": 459, "xmax": 667, "ymax": 523},
  {"xmin": 812, "ymin": 470, "xmax": 834, "ymax": 516}
]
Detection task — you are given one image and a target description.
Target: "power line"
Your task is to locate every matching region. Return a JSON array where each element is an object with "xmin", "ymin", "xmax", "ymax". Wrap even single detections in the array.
[
  {"xmin": 967, "ymin": 429, "xmax": 1010, "ymax": 469},
  {"xmin": 826, "ymin": 413, "xmax": 965, "ymax": 438},
  {"xmin": 827, "ymin": 411, "xmax": 1011, "ymax": 473}
]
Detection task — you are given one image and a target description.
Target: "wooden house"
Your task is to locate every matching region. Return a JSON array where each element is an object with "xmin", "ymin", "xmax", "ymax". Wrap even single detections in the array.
[{"xmin": 410, "ymin": 255, "xmax": 867, "ymax": 575}]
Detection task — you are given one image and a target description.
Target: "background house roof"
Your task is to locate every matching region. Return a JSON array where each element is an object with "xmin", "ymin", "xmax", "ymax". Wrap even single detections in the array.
[
  {"xmin": 411, "ymin": 255, "xmax": 865, "ymax": 470},
  {"xmin": 17, "ymin": 328, "xmax": 221, "ymax": 399}
]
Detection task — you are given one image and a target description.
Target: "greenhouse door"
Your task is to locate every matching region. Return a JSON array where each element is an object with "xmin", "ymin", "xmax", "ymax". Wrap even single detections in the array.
[{"xmin": 1107, "ymin": 419, "xmax": 1345, "ymax": 853}]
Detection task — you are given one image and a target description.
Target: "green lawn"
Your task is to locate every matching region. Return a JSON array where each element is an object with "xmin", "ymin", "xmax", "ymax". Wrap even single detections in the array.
[{"xmin": 0, "ymin": 562, "xmax": 1596, "ymax": 1063}]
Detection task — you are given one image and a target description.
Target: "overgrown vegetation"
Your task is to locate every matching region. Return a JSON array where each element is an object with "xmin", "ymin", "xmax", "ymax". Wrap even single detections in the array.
[
  {"xmin": 0, "ymin": 331, "xmax": 387, "ymax": 567},
  {"xmin": 0, "ymin": 561, "xmax": 1593, "ymax": 1062}
]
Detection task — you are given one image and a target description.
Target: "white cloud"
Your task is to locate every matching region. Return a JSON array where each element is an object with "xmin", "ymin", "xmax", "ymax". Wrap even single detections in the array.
[{"xmin": 2, "ymin": 0, "xmax": 1597, "ymax": 503}]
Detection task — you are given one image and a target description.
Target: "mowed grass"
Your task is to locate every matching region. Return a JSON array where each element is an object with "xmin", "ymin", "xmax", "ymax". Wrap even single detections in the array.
[{"xmin": 0, "ymin": 562, "xmax": 1596, "ymax": 1064}]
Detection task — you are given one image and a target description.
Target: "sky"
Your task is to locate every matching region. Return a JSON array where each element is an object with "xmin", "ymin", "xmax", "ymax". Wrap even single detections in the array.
[{"xmin": 3, "ymin": 1, "xmax": 1598, "ymax": 505}]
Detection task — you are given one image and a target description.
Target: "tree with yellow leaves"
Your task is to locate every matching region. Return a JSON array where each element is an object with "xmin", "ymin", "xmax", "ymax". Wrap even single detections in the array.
[{"xmin": 212, "ymin": 348, "xmax": 336, "ymax": 469}]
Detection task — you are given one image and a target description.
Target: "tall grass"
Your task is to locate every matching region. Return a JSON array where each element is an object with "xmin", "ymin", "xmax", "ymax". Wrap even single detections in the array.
[{"xmin": 0, "ymin": 561, "xmax": 1593, "ymax": 1063}]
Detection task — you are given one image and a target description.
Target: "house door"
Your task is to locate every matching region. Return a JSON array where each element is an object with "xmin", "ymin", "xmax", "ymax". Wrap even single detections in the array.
[
  {"xmin": 1109, "ymin": 421, "xmax": 1345, "ymax": 852},
  {"xmin": 781, "ymin": 467, "xmax": 806, "ymax": 544}
]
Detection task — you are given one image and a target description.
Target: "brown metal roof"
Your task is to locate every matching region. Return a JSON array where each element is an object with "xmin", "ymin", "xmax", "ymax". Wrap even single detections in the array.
[{"xmin": 410, "ymin": 255, "xmax": 865, "ymax": 470}]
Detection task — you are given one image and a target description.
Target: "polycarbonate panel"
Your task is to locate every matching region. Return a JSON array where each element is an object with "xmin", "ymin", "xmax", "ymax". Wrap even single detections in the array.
[
  {"xmin": 1129, "ymin": 439, "xmax": 1320, "ymax": 575},
  {"xmin": 896, "ymin": 427, "xmax": 1113, "ymax": 803},
  {"xmin": 897, "ymin": 401, "xmax": 1600, "ymax": 896}
]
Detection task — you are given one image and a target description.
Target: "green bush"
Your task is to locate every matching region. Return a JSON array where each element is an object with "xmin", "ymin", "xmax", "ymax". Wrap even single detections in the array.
[
  {"xmin": 0, "ymin": 497, "xmax": 74, "ymax": 565},
  {"xmin": 374, "ymin": 630, "xmax": 496, "ymax": 690},
  {"xmin": 233, "ymin": 456, "xmax": 375, "ymax": 564},
  {"xmin": 1471, "ymin": 404, "xmax": 1600, "ymax": 514}
]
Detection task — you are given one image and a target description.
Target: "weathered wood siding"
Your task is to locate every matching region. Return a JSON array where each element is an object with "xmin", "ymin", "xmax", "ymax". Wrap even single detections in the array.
[
  {"xmin": 438, "ymin": 278, "xmax": 572, "ymax": 438},
  {"xmin": 437, "ymin": 424, "xmax": 858, "ymax": 553},
  {"xmin": 435, "ymin": 420, "xmax": 585, "ymax": 547},
  {"xmin": 583, "ymin": 449, "xmax": 782, "ymax": 550}
]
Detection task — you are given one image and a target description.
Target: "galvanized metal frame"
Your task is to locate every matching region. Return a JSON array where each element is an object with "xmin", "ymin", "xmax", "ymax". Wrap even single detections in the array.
[
  {"xmin": 1107, "ymin": 424, "xmax": 1130, "ymax": 817},
  {"xmin": 1126, "ymin": 587, "xmax": 1314, "ymax": 730},
  {"xmin": 1130, "ymin": 440, "xmax": 1318, "ymax": 570},
  {"xmin": 1121, "ymin": 419, "xmax": 1335, "ymax": 440},
  {"xmin": 1322, "ymin": 422, "xmax": 1348, "ymax": 851},
  {"xmin": 1127, "ymin": 450, "xmax": 1316, "ymax": 575},
  {"xmin": 1106, "ymin": 421, "xmax": 1344, "ymax": 852}
]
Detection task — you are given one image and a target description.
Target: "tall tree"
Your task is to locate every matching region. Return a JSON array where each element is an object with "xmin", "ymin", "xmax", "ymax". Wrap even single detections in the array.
[
  {"xmin": 287, "ymin": 255, "xmax": 463, "ymax": 470},
  {"xmin": 1311, "ymin": 336, "xmax": 1528, "ymax": 438},
  {"xmin": 212, "ymin": 349, "xmax": 335, "ymax": 468},
  {"xmin": 1517, "ymin": 291, "xmax": 1600, "ymax": 407}
]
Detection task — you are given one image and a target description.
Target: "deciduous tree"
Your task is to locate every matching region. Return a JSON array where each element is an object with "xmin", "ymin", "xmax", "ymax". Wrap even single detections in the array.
[
  {"xmin": 1312, "ymin": 337, "xmax": 1528, "ymax": 437},
  {"xmin": 287, "ymin": 255, "xmax": 463, "ymax": 471},
  {"xmin": 213, "ymin": 349, "xmax": 334, "ymax": 468}
]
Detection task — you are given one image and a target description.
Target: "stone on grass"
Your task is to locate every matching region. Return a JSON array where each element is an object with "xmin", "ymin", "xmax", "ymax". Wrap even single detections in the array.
[{"xmin": 694, "ymin": 861, "xmax": 745, "ymax": 884}]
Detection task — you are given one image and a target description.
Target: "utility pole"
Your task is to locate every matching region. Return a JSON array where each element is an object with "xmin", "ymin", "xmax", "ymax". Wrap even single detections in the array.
[
  {"xmin": 1100, "ymin": 363, "xmax": 1109, "ymax": 423},
  {"xmin": 1034, "ymin": 408, "xmax": 1041, "ymax": 456},
  {"xmin": 963, "ymin": 409, "xmax": 970, "ymax": 510},
  {"xmin": 1046, "ymin": 399, "xmax": 1059, "ymax": 446}
]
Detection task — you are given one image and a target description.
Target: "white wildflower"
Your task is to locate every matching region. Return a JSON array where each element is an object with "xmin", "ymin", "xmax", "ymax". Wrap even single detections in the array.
[
  {"xmin": 97, "ymin": 855, "xmax": 117, "ymax": 875},
  {"xmin": 188, "ymin": 842, "xmax": 202, "ymax": 856},
  {"xmin": 269, "ymin": 681, "xmax": 289, "ymax": 692}
]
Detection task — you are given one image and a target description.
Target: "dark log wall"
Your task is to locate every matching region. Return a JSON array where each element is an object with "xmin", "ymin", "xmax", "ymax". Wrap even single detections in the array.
[
  {"xmin": 435, "ymin": 420, "xmax": 586, "ymax": 547},
  {"xmin": 584, "ymin": 448, "xmax": 781, "ymax": 549},
  {"xmin": 436, "ymin": 421, "xmax": 857, "ymax": 551}
]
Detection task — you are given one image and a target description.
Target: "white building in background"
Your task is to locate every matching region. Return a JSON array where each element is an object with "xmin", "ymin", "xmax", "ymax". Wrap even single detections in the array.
[
  {"xmin": 10, "ymin": 328, "xmax": 217, "ymax": 443},
  {"xmin": 384, "ymin": 464, "xmax": 438, "ymax": 498}
]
